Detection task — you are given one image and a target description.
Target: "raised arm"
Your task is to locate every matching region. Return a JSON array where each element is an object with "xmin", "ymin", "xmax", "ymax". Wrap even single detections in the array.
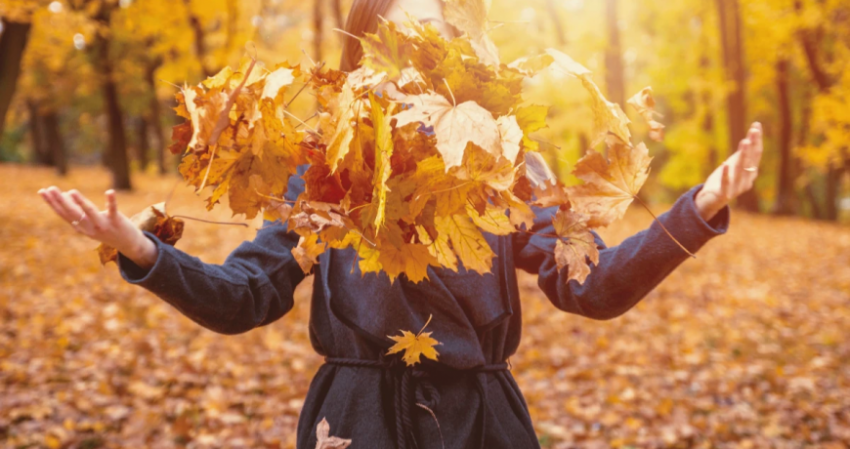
[
  {"xmin": 514, "ymin": 183, "xmax": 729, "ymax": 319},
  {"xmin": 38, "ymin": 166, "xmax": 310, "ymax": 335},
  {"xmin": 514, "ymin": 122, "xmax": 763, "ymax": 319}
]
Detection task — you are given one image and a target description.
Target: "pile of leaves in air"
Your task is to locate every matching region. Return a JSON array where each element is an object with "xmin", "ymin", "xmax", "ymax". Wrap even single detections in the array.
[{"xmin": 166, "ymin": 0, "xmax": 669, "ymax": 285}]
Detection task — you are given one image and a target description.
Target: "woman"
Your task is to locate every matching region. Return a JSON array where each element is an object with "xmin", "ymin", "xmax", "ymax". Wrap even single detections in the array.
[{"xmin": 37, "ymin": 0, "xmax": 764, "ymax": 447}]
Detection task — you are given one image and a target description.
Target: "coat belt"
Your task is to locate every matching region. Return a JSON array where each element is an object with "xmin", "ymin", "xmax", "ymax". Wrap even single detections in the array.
[{"xmin": 324, "ymin": 357, "xmax": 509, "ymax": 449}]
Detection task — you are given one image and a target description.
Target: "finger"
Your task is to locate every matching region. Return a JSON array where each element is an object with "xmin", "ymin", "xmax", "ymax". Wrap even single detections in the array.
[
  {"xmin": 48, "ymin": 187, "xmax": 84, "ymax": 222},
  {"xmin": 743, "ymin": 128, "xmax": 762, "ymax": 175},
  {"xmin": 105, "ymin": 190, "xmax": 118, "ymax": 219},
  {"xmin": 750, "ymin": 123, "xmax": 764, "ymax": 164},
  {"xmin": 69, "ymin": 190, "xmax": 107, "ymax": 230},
  {"xmin": 720, "ymin": 163, "xmax": 731, "ymax": 199},
  {"xmin": 40, "ymin": 188, "xmax": 76, "ymax": 222},
  {"xmin": 734, "ymin": 138, "xmax": 750, "ymax": 186}
]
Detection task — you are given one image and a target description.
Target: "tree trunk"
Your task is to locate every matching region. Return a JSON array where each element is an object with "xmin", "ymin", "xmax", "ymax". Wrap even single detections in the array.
[
  {"xmin": 136, "ymin": 116, "xmax": 150, "ymax": 171},
  {"xmin": 94, "ymin": 28, "xmax": 132, "ymax": 190},
  {"xmin": 773, "ymin": 58, "xmax": 795, "ymax": 215},
  {"xmin": 0, "ymin": 19, "xmax": 32, "ymax": 139},
  {"xmin": 716, "ymin": 0, "xmax": 759, "ymax": 211},
  {"xmin": 546, "ymin": 0, "xmax": 567, "ymax": 46},
  {"xmin": 27, "ymin": 100, "xmax": 51, "ymax": 166},
  {"xmin": 43, "ymin": 110, "xmax": 68, "ymax": 176},
  {"xmin": 184, "ymin": 0, "xmax": 214, "ymax": 78},
  {"xmin": 313, "ymin": 0, "xmax": 324, "ymax": 63},
  {"xmin": 604, "ymin": 0, "xmax": 625, "ymax": 108},
  {"xmin": 794, "ymin": 97, "xmax": 823, "ymax": 219},
  {"xmin": 700, "ymin": 56, "xmax": 718, "ymax": 180},
  {"xmin": 825, "ymin": 165, "xmax": 840, "ymax": 221},
  {"xmin": 144, "ymin": 63, "xmax": 168, "ymax": 175}
]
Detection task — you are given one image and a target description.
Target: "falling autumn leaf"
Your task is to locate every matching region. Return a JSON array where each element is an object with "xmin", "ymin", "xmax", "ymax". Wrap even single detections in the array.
[
  {"xmin": 568, "ymin": 142, "xmax": 652, "ymax": 228},
  {"xmin": 628, "ymin": 86, "xmax": 666, "ymax": 142},
  {"xmin": 546, "ymin": 49, "xmax": 631, "ymax": 146},
  {"xmin": 393, "ymin": 90, "xmax": 502, "ymax": 170},
  {"xmin": 291, "ymin": 234, "xmax": 328, "ymax": 274},
  {"xmin": 552, "ymin": 209, "xmax": 600, "ymax": 284},
  {"xmin": 156, "ymin": 15, "xmax": 675, "ymax": 285},
  {"xmin": 387, "ymin": 315, "xmax": 441, "ymax": 367},
  {"xmin": 315, "ymin": 418, "xmax": 352, "ymax": 449}
]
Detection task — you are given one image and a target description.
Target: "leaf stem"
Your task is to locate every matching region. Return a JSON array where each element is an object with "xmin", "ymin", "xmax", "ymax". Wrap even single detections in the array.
[
  {"xmin": 283, "ymin": 109, "xmax": 318, "ymax": 133},
  {"xmin": 293, "ymin": 112, "xmax": 320, "ymax": 130},
  {"xmin": 632, "ymin": 195, "xmax": 696, "ymax": 258},
  {"xmin": 333, "ymin": 28, "xmax": 361, "ymax": 42},
  {"xmin": 285, "ymin": 61, "xmax": 325, "ymax": 109},
  {"xmin": 171, "ymin": 215, "xmax": 249, "ymax": 227},
  {"xmin": 417, "ymin": 314, "xmax": 433, "ymax": 337},
  {"xmin": 442, "ymin": 79, "xmax": 457, "ymax": 107}
]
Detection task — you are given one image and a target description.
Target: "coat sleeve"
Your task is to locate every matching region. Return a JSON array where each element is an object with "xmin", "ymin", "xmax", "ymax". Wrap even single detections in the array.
[
  {"xmin": 116, "ymin": 165, "xmax": 310, "ymax": 335},
  {"xmin": 513, "ymin": 183, "xmax": 731, "ymax": 320}
]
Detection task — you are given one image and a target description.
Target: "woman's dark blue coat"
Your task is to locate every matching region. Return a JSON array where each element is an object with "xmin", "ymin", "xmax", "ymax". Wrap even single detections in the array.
[{"xmin": 118, "ymin": 165, "xmax": 730, "ymax": 449}]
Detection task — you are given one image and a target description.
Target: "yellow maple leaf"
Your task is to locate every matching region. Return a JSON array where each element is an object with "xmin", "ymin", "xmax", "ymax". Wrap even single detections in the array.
[
  {"xmin": 466, "ymin": 203, "xmax": 514, "ymax": 236},
  {"xmin": 377, "ymin": 242, "xmax": 439, "ymax": 283},
  {"xmin": 434, "ymin": 213, "xmax": 495, "ymax": 274},
  {"xmin": 387, "ymin": 315, "xmax": 441, "ymax": 367},
  {"xmin": 360, "ymin": 20, "xmax": 415, "ymax": 81},
  {"xmin": 291, "ymin": 234, "xmax": 328, "ymax": 274},
  {"xmin": 369, "ymin": 93, "xmax": 394, "ymax": 230},
  {"xmin": 324, "ymin": 83, "xmax": 361, "ymax": 173}
]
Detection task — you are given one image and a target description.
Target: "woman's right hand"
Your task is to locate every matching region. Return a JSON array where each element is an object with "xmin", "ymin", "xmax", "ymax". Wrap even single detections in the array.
[{"xmin": 37, "ymin": 187, "xmax": 159, "ymax": 270}]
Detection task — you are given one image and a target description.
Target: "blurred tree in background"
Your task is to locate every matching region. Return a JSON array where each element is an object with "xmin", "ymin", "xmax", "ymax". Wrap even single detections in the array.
[{"xmin": 0, "ymin": 0, "xmax": 848, "ymax": 221}]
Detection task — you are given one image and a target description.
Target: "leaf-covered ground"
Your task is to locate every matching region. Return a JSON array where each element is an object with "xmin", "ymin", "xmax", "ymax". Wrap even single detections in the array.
[{"xmin": 2, "ymin": 165, "xmax": 849, "ymax": 449}]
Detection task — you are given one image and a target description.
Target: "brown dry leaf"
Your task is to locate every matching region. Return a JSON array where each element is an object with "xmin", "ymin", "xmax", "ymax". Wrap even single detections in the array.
[
  {"xmin": 568, "ymin": 142, "xmax": 653, "ymax": 228},
  {"xmin": 552, "ymin": 209, "xmax": 600, "ymax": 284},
  {"xmin": 315, "ymin": 418, "xmax": 352, "ymax": 449},
  {"xmin": 628, "ymin": 86, "xmax": 666, "ymax": 142}
]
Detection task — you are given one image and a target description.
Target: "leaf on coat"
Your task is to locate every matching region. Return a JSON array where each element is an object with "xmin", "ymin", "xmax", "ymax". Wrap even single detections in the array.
[{"xmin": 387, "ymin": 315, "xmax": 441, "ymax": 367}]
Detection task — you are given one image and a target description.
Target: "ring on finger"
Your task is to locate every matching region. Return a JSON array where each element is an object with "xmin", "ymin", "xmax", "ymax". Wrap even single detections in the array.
[
  {"xmin": 744, "ymin": 167, "xmax": 758, "ymax": 172},
  {"xmin": 71, "ymin": 212, "xmax": 86, "ymax": 227}
]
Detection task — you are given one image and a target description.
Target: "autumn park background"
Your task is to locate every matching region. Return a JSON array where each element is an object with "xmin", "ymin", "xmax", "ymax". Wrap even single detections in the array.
[{"xmin": 1, "ymin": 0, "xmax": 849, "ymax": 448}]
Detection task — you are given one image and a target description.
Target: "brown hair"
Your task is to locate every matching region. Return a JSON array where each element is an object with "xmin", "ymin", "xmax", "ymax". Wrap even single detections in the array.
[{"xmin": 339, "ymin": 0, "xmax": 396, "ymax": 72}]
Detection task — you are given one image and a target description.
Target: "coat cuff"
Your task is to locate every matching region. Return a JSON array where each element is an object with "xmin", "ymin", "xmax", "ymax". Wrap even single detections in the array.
[
  {"xmin": 664, "ymin": 183, "xmax": 730, "ymax": 253},
  {"xmin": 117, "ymin": 231, "xmax": 170, "ymax": 285}
]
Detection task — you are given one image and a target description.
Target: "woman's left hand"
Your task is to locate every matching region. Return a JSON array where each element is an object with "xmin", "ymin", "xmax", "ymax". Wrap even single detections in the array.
[{"xmin": 695, "ymin": 122, "xmax": 764, "ymax": 221}]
